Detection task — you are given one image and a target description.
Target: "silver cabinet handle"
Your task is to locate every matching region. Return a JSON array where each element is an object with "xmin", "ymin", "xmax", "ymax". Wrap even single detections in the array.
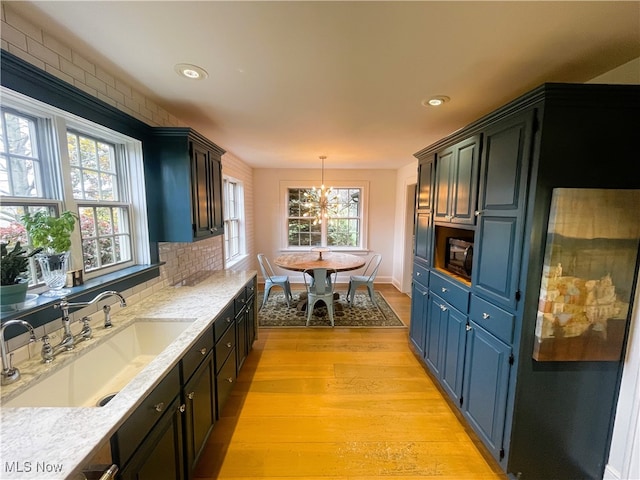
[
  {"xmin": 154, "ymin": 402, "xmax": 165, "ymax": 412},
  {"xmin": 475, "ymin": 210, "xmax": 484, "ymax": 216},
  {"xmin": 200, "ymin": 347, "xmax": 207, "ymax": 355},
  {"xmin": 441, "ymin": 287, "xmax": 448, "ymax": 293},
  {"xmin": 188, "ymin": 391, "xmax": 195, "ymax": 400},
  {"xmin": 439, "ymin": 304, "xmax": 447, "ymax": 312},
  {"xmin": 482, "ymin": 313, "xmax": 491, "ymax": 320},
  {"xmin": 226, "ymin": 342, "xmax": 232, "ymax": 348},
  {"xmin": 466, "ymin": 324, "xmax": 472, "ymax": 332},
  {"xmin": 416, "ymin": 272, "xmax": 421, "ymax": 276},
  {"xmin": 226, "ymin": 317, "xmax": 232, "ymax": 323},
  {"xmin": 98, "ymin": 464, "xmax": 119, "ymax": 480},
  {"xmin": 226, "ymin": 377, "xmax": 233, "ymax": 383},
  {"xmin": 179, "ymin": 404, "xmax": 186, "ymax": 413}
]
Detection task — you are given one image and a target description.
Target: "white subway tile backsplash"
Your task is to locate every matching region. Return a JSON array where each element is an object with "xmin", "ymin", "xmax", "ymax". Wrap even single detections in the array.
[
  {"xmin": 71, "ymin": 51, "xmax": 95, "ymax": 75},
  {"xmin": 85, "ymin": 72, "xmax": 108, "ymax": 94},
  {"xmin": 7, "ymin": 44, "xmax": 45, "ymax": 69},
  {"xmin": 60, "ymin": 57, "xmax": 85, "ymax": 81},
  {"xmin": 26, "ymin": 36, "xmax": 59, "ymax": 67},
  {"xmin": 1, "ymin": 21, "xmax": 27, "ymax": 50},
  {"xmin": 42, "ymin": 32, "xmax": 72, "ymax": 60},
  {"xmin": 4, "ymin": 7, "xmax": 42, "ymax": 42},
  {"xmin": 95, "ymin": 66, "xmax": 116, "ymax": 88},
  {"xmin": 44, "ymin": 64, "xmax": 74, "ymax": 85}
]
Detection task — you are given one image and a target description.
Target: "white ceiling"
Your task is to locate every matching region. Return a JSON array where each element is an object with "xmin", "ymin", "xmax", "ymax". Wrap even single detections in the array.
[{"xmin": 10, "ymin": 1, "xmax": 640, "ymax": 170}]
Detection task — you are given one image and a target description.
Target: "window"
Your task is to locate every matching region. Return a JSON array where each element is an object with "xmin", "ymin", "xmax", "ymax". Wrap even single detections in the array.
[
  {"xmin": 0, "ymin": 87, "xmax": 149, "ymax": 285},
  {"xmin": 67, "ymin": 131, "xmax": 132, "ymax": 271},
  {"xmin": 223, "ymin": 176, "xmax": 244, "ymax": 264},
  {"xmin": 284, "ymin": 182, "xmax": 368, "ymax": 250}
]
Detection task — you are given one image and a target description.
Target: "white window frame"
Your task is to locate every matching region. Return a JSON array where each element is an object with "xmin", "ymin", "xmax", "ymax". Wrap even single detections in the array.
[
  {"xmin": 223, "ymin": 175, "xmax": 245, "ymax": 267},
  {"xmin": 280, "ymin": 180, "xmax": 369, "ymax": 252},
  {"xmin": 0, "ymin": 87, "xmax": 149, "ymax": 283}
]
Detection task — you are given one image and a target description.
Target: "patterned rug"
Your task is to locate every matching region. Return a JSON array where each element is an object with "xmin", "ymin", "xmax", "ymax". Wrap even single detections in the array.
[{"xmin": 258, "ymin": 290, "xmax": 405, "ymax": 328}]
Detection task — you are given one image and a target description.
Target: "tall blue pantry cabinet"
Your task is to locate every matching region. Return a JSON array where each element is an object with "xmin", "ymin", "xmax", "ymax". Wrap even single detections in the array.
[{"xmin": 409, "ymin": 83, "xmax": 640, "ymax": 480}]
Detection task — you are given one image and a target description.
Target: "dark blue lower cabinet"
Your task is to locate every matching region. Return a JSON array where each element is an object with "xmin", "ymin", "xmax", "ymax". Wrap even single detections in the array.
[
  {"xmin": 462, "ymin": 321, "xmax": 512, "ymax": 462},
  {"xmin": 439, "ymin": 305, "xmax": 467, "ymax": 405},
  {"xmin": 118, "ymin": 396, "xmax": 185, "ymax": 480},
  {"xmin": 425, "ymin": 295, "xmax": 445, "ymax": 376},
  {"xmin": 409, "ymin": 281, "xmax": 428, "ymax": 357}
]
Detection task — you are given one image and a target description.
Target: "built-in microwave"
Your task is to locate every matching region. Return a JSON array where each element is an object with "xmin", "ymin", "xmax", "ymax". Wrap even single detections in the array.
[{"xmin": 445, "ymin": 238, "xmax": 473, "ymax": 280}]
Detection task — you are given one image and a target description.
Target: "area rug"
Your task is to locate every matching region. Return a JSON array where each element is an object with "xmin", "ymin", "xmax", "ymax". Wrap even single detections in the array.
[{"xmin": 258, "ymin": 291, "xmax": 405, "ymax": 328}]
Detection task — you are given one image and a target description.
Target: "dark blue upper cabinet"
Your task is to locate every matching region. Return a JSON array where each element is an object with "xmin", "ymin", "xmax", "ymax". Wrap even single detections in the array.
[
  {"xmin": 145, "ymin": 128, "xmax": 225, "ymax": 243},
  {"xmin": 472, "ymin": 111, "xmax": 534, "ymax": 310},
  {"xmin": 434, "ymin": 135, "xmax": 480, "ymax": 226},
  {"xmin": 417, "ymin": 157, "xmax": 434, "ymax": 211},
  {"xmin": 414, "ymin": 157, "xmax": 435, "ymax": 267}
]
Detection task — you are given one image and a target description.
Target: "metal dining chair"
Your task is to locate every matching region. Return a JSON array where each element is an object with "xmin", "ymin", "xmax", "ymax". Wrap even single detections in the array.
[
  {"xmin": 302, "ymin": 268, "xmax": 338, "ymax": 326},
  {"xmin": 346, "ymin": 253, "xmax": 382, "ymax": 306},
  {"xmin": 257, "ymin": 253, "xmax": 293, "ymax": 310}
]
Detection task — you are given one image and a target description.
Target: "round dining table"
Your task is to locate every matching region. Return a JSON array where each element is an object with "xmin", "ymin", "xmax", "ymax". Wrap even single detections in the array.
[
  {"xmin": 273, "ymin": 251, "xmax": 366, "ymax": 313},
  {"xmin": 274, "ymin": 251, "xmax": 365, "ymax": 273}
]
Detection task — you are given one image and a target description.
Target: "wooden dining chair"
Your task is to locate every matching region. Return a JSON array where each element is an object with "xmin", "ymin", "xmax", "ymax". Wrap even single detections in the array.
[
  {"xmin": 302, "ymin": 268, "xmax": 338, "ymax": 326},
  {"xmin": 257, "ymin": 253, "xmax": 293, "ymax": 310}
]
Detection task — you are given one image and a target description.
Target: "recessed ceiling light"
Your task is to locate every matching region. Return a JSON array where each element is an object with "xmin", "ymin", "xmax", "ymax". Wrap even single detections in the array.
[
  {"xmin": 174, "ymin": 63, "xmax": 208, "ymax": 80},
  {"xmin": 422, "ymin": 96, "xmax": 450, "ymax": 107}
]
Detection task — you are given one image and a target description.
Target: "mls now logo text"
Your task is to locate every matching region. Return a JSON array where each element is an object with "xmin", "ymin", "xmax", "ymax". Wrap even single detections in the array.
[{"xmin": 4, "ymin": 461, "xmax": 64, "ymax": 474}]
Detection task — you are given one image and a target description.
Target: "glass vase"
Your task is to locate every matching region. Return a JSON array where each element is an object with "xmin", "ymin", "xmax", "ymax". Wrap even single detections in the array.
[{"xmin": 36, "ymin": 251, "xmax": 70, "ymax": 297}]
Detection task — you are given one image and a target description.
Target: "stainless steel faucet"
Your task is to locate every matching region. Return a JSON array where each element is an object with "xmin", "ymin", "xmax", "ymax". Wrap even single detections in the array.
[
  {"xmin": 43, "ymin": 291, "xmax": 127, "ymax": 362},
  {"xmin": 1, "ymin": 319, "xmax": 36, "ymax": 385}
]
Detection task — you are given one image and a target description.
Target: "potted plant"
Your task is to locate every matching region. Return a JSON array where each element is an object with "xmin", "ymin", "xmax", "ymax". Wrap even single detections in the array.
[
  {"xmin": 22, "ymin": 211, "xmax": 78, "ymax": 296},
  {"xmin": 0, "ymin": 242, "xmax": 42, "ymax": 305}
]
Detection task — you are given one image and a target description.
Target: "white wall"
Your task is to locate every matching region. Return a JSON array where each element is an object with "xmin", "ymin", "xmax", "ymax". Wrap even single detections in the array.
[
  {"xmin": 393, "ymin": 161, "xmax": 418, "ymax": 293},
  {"xmin": 252, "ymin": 167, "xmax": 399, "ymax": 284}
]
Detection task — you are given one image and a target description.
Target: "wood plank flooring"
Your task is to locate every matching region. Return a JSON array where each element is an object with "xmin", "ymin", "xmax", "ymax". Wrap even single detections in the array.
[{"xmin": 194, "ymin": 284, "xmax": 506, "ymax": 480}]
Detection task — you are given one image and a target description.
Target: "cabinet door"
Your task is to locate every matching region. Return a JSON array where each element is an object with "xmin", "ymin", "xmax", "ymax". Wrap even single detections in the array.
[
  {"xmin": 183, "ymin": 352, "xmax": 215, "ymax": 476},
  {"xmin": 472, "ymin": 111, "xmax": 534, "ymax": 310},
  {"xmin": 245, "ymin": 293, "xmax": 256, "ymax": 348},
  {"xmin": 236, "ymin": 308, "xmax": 247, "ymax": 371},
  {"xmin": 191, "ymin": 141, "xmax": 213, "ymax": 239},
  {"xmin": 209, "ymin": 155, "xmax": 224, "ymax": 235},
  {"xmin": 462, "ymin": 322, "xmax": 511, "ymax": 462},
  {"xmin": 439, "ymin": 306, "xmax": 467, "ymax": 405},
  {"xmin": 451, "ymin": 136, "xmax": 480, "ymax": 225},
  {"xmin": 414, "ymin": 211, "xmax": 432, "ymax": 266},
  {"xmin": 118, "ymin": 397, "xmax": 184, "ymax": 480},
  {"xmin": 409, "ymin": 280, "xmax": 428, "ymax": 357},
  {"xmin": 417, "ymin": 157, "xmax": 434, "ymax": 210},
  {"xmin": 434, "ymin": 149, "xmax": 454, "ymax": 222},
  {"xmin": 425, "ymin": 295, "xmax": 446, "ymax": 376},
  {"xmin": 434, "ymin": 136, "xmax": 480, "ymax": 225}
]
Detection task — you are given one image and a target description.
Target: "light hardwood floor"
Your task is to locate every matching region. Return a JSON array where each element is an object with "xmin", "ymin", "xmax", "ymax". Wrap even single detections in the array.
[{"xmin": 194, "ymin": 284, "xmax": 506, "ymax": 480}]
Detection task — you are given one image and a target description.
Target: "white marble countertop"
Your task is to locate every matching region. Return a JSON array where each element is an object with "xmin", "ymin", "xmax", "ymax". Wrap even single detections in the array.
[{"xmin": 0, "ymin": 269, "xmax": 256, "ymax": 480}]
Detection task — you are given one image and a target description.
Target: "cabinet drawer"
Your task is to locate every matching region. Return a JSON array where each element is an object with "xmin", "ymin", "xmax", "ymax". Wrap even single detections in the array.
[
  {"xmin": 214, "ymin": 303, "xmax": 235, "ymax": 341},
  {"xmin": 182, "ymin": 326, "xmax": 214, "ymax": 383},
  {"xmin": 413, "ymin": 262, "xmax": 430, "ymax": 288},
  {"xmin": 430, "ymin": 272, "xmax": 470, "ymax": 313},
  {"xmin": 469, "ymin": 294, "xmax": 515, "ymax": 344},
  {"xmin": 112, "ymin": 364, "xmax": 180, "ymax": 467},
  {"xmin": 215, "ymin": 322, "xmax": 236, "ymax": 373},
  {"xmin": 216, "ymin": 348, "xmax": 237, "ymax": 416}
]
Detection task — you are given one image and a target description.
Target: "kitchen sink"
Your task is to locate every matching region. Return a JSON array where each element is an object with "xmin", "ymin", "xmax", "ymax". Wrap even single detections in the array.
[{"xmin": 2, "ymin": 318, "xmax": 194, "ymax": 408}]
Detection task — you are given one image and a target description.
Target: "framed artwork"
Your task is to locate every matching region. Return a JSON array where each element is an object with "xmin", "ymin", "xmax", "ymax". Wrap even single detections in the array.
[{"xmin": 533, "ymin": 189, "xmax": 640, "ymax": 361}]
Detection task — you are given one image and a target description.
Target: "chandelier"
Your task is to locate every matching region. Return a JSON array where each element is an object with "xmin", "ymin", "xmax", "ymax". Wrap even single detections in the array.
[{"xmin": 304, "ymin": 155, "xmax": 333, "ymax": 225}]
